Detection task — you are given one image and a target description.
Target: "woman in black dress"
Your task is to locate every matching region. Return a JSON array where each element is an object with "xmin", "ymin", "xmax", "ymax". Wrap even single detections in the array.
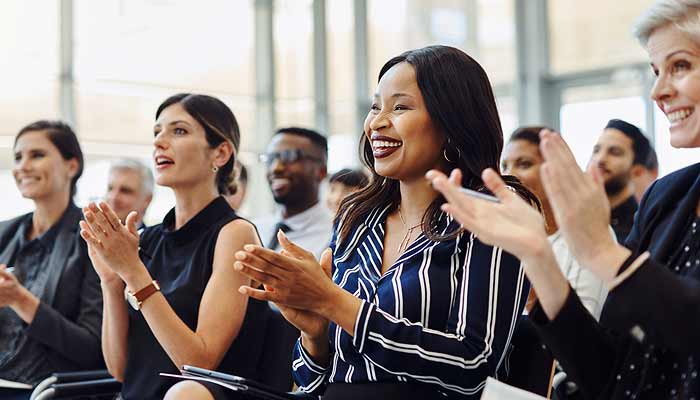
[
  {"xmin": 428, "ymin": 1, "xmax": 700, "ymax": 398},
  {"xmin": 80, "ymin": 94, "xmax": 264, "ymax": 400}
]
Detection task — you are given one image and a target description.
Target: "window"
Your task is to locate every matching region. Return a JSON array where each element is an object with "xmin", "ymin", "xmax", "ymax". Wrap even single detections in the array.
[{"xmin": 548, "ymin": 0, "xmax": 649, "ymax": 74}]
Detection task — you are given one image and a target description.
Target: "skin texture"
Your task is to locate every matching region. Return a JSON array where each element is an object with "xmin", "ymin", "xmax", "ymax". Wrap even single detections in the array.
[
  {"xmin": 106, "ymin": 168, "xmax": 152, "ymax": 226},
  {"xmin": 265, "ymin": 133, "xmax": 327, "ymax": 218}
]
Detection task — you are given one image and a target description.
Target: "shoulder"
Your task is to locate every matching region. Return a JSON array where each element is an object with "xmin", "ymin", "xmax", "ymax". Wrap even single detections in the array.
[
  {"xmin": 0, "ymin": 212, "xmax": 32, "ymax": 244},
  {"xmin": 217, "ymin": 218, "xmax": 260, "ymax": 247},
  {"xmin": 647, "ymin": 163, "xmax": 700, "ymax": 200}
]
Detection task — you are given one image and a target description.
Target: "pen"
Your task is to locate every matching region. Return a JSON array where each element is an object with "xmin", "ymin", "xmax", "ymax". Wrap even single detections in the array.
[{"xmin": 458, "ymin": 187, "xmax": 500, "ymax": 203}]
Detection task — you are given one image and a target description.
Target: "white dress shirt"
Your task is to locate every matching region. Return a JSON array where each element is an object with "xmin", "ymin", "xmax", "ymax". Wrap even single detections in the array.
[
  {"xmin": 254, "ymin": 202, "xmax": 334, "ymax": 259},
  {"xmin": 549, "ymin": 231, "xmax": 609, "ymax": 320}
]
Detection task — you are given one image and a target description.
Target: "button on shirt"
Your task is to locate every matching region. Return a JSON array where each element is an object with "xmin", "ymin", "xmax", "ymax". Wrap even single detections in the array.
[
  {"xmin": 255, "ymin": 202, "xmax": 333, "ymax": 259},
  {"xmin": 292, "ymin": 205, "xmax": 530, "ymax": 398}
]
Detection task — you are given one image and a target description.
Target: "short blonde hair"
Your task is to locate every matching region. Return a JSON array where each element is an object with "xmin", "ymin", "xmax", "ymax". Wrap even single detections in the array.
[{"xmin": 634, "ymin": 0, "xmax": 700, "ymax": 45}]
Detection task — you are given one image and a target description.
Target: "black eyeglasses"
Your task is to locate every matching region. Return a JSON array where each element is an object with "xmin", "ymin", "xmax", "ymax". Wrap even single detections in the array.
[{"xmin": 258, "ymin": 149, "xmax": 323, "ymax": 166}]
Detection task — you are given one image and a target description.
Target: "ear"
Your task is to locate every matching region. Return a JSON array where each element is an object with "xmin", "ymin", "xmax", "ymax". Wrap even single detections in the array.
[
  {"xmin": 66, "ymin": 158, "xmax": 80, "ymax": 179},
  {"xmin": 317, "ymin": 164, "xmax": 328, "ymax": 182},
  {"xmin": 214, "ymin": 141, "xmax": 234, "ymax": 168},
  {"xmin": 630, "ymin": 164, "xmax": 645, "ymax": 179}
]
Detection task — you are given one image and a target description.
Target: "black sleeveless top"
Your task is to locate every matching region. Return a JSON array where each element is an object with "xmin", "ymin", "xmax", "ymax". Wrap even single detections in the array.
[{"xmin": 121, "ymin": 197, "xmax": 269, "ymax": 400}]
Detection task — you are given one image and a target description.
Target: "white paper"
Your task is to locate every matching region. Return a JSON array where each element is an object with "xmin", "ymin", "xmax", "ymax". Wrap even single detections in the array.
[
  {"xmin": 480, "ymin": 377, "xmax": 547, "ymax": 400},
  {"xmin": 0, "ymin": 378, "xmax": 32, "ymax": 390}
]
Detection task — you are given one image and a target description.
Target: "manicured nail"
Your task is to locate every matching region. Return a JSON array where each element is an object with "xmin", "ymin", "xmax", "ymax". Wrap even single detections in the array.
[{"xmin": 244, "ymin": 244, "xmax": 255, "ymax": 252}]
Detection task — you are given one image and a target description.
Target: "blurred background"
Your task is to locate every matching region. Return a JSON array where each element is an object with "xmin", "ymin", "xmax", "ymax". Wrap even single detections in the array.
[{"xmin": 2, "ymin": 0, "xmax": 699, "ymax": 223}]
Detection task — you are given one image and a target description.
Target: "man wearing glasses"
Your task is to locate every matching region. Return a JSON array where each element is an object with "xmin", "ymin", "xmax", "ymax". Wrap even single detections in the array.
[{"xmin": 255, "ymin": 127, "xmax": 333, "ymax": 258}]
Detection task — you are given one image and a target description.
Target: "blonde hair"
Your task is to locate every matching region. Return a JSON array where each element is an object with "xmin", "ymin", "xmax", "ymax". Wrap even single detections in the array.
[{"xmin": 634, "ymin": 0, "xmax": 700, "ymax": 45}]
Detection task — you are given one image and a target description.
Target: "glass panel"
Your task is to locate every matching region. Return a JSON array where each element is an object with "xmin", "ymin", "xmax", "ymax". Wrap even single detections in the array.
[
  {"xmin": 549, "ymin": 0, "xmax": 649, "ymax": 74},
  {"xmin": 0, "ymin": 0, "xmax": 60, "ymax": 136},
  {"xmin": 654, "ymin": 107, "xmax": 700, "ymax": 177},
  {"xmin": 476, "ymin": 0, "xmax": 516, "ymax": 85},
  {"xmin": 274, "ymin": 0, "xmax": 314, "ymax": 128},
  {"xmin": 74, "ymin": 0, "xmax": 256, "ymax": 144},
  {"xmin": 327, "ymin": 0, "xmax": 355, "ymax": 137},
  {"xmin": 559, "ymin": 84, "xmax": 646, "ymax": 168}
]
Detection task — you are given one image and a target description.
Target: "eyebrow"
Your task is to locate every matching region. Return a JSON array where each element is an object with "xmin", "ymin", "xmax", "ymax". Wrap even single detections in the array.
[
  {"xmin": 154, "ymin": 120, "xmax": 192, "ymax": 128},
  {"xmin": 372, "ymin": 92, "xmax": 414, "ymax": 100},
  {"xmin": 651, "ymin": 49, "xmax": 699, "ymax": 67}
]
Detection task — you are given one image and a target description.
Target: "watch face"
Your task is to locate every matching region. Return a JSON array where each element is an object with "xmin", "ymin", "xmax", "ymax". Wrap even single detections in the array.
[{"xmin": 126, "ymin": 292, "xmax": 140, "ymax": 310}]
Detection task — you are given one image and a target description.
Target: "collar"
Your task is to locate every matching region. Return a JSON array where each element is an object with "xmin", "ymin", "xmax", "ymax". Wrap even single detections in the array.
[
  {"xmin": 18, "ymin": 203, "xmax": 80, "ymax": 248},
  {"xmin": 278, "ymin": 202, "xmax": 331, "ymax": 232},
  {"xmin": 611, "ymin": 195, "xmax": 638, "ymax": 218}
]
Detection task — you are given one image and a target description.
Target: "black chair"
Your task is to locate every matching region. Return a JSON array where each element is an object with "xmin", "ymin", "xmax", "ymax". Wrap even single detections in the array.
[{"xmin": 30, "ymin": 302, "xmax": 309, "ymax": 399}]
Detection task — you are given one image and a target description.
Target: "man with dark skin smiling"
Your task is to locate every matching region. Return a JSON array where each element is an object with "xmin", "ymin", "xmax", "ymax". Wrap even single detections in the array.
[
  {"xmin": 254, "ymin": 127, "xmax": 333, "ymax": 258},
  {"xmin": 588, "ymin": 119, "xmax": 653, "ymax": 244}
]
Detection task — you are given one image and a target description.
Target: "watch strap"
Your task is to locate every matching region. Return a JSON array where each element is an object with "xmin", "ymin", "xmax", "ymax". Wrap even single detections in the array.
[{"xmin": 133, "ymin": 280, "xmax": 160, "ymax": 305}]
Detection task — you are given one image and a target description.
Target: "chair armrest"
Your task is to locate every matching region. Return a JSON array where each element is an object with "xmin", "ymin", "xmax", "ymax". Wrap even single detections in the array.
[
  {"xmin": 52, "ymin": 370, "xmax": 113, "ymax": 383},
  {"xmin": 50, "ymin": 378, "xmax": 121, "ymax": 399}
]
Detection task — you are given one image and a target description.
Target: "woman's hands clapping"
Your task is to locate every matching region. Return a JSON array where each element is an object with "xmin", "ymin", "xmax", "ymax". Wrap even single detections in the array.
[{"xmin": 79, "ymin": 202, "xmax": 143, "ymax": 286}]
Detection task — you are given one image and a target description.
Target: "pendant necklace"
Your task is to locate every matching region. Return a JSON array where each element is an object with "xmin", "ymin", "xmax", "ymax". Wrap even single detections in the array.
[{"xmin": 397, "ymin": 205, "xmax": 422, "ymax": 253}]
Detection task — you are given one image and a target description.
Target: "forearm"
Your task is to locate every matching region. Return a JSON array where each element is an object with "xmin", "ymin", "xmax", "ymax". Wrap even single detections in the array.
[
  {"xmin": 317, "ymin": 285, "xmax": 363, "ymax": 338},
  {"xmin": 522, "ymin": 241, "xmax": 572, "ymax": 321},
  {"xmin": 300, "ymin": 331, "xmax": 330, "ymax": 367},
  {"xmin": 10, "ymin": 287, "xmax": 40, "ymax": 323},
  {"xmin": 101, "ymin": 281, "xmax": 129, "ymax": 381},
  {"xmin": 123, "ymin": 266, "xmax": 224, "ymax": 370}
]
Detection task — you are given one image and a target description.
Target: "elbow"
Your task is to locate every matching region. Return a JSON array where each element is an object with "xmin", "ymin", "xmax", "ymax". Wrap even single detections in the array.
[{"xmin": 106, "ymin": 364, "xmax": 125, "ymax": 383}]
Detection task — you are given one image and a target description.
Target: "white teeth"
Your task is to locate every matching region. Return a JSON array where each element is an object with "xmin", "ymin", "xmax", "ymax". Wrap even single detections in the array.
[
  {"xmin": 667, "ymin": 108, "xmax": 694, "ymax": 123},
  {"xmin": 372, "ymin": 140, "xmax": 402, "ymax": 148}
]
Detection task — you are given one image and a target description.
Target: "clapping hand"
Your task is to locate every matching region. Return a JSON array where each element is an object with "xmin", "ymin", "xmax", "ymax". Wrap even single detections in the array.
[
  {"xmin": 426, "ymin": 168, "xmax": 549, "ymax": 262},
  {"xmin": 80, "ymin": 202, "xmax": 142, "ymax": 282},
  {"xmin": 538, "ymin": 130, "xmax": 629, "ymax": 280}
]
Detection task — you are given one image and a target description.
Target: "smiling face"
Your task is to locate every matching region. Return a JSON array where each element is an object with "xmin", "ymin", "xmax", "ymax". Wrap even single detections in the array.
[
  {"xmin": 152, "ymin": 103, "xmax": 224, "ymax": 191},
  {"xmin": 648, "ymin": 24, "xmax": 700, "ymax": 148},
  {"xmin": 12, "ymin": 131, "xmax": 77, "ymax": 201},
  {"xmin": 265, "ymin": 133, "xmax": 326, "ymax": 208},
  {"xmin": 364, "ymin": 62, "xmax": 446, "ymax": 182}
]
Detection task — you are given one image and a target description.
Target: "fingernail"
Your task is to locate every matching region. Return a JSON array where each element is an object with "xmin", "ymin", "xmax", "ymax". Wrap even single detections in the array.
[
  {"xmin": 243, "ymin": 244, "xmax": 255, "ymax": 252},
  {"xmin": 238, "ymin": 286, "xmax": 246, "ymax": 294},
  {"xmin": 235, "ymin": 252, "xmax": 246, "ymax": 260},
  {"xmin": 234, "ymin": 262, "xmax": 243, "ymax": 270}
]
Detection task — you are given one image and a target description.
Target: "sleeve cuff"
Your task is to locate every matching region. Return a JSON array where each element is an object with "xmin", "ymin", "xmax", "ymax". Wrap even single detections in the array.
[
  {"xmin": 352, "ymin": 300, "xmax": 375, "ymax": 353},
  {"xmin": 530, "ymin": 285, "xmax": 588, "ymax": 334},
  {"xmin": 608, "ymin": 251, "xmax": 650, "ymax": 290},
  {"xmin": 296, "ymin": 338, "xmax": 328, "ymax": 374},
  {"xmin": 25, "ymin": 301, "xmax": 54, "ymax": 340}
]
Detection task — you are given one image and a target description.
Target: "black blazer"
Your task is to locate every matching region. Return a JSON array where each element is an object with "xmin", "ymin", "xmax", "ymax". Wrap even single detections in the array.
[
  {"xmin": 0, "ymin": 204, "xmax": 103, "ymax": 378},
  {"xmin": 531, "ymin": 162, "xmax": 700, "ymax": 399}
]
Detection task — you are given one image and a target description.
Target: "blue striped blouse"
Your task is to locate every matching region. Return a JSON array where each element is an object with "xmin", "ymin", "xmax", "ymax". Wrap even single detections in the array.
[{"xmin": 291, "ymin": 205, "xmax": 530, "ymax": 398}]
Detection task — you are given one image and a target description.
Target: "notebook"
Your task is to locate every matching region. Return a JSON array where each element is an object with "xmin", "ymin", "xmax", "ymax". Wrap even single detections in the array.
[{"xmin": 480, "ymin": 377, "xmax": 547, "ymax": 400}]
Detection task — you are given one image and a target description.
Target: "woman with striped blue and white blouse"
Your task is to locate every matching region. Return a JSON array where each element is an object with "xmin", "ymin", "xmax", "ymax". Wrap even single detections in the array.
[{"xmin": 234, "ymin": 45, "xmax": 540, "ymax": 399}]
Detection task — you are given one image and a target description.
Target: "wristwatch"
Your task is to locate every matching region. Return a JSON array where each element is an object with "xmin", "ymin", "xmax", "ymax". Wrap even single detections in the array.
[{"xmin": 124, "ymin": 280, "xmax": 160, "ymax": 310}]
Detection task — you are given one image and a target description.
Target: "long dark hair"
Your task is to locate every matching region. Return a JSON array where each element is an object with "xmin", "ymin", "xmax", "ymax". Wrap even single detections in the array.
[
  {"xmin": 15, "ymin": 120, "xmax": 84, "ymax": 198},
  {"xmin": 336, "ymin": 45, "xmax": 539, "ymax": 245},
  {"xmin": 156, "ymin": 93, "xmax": 240, "ymax": 195}
]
